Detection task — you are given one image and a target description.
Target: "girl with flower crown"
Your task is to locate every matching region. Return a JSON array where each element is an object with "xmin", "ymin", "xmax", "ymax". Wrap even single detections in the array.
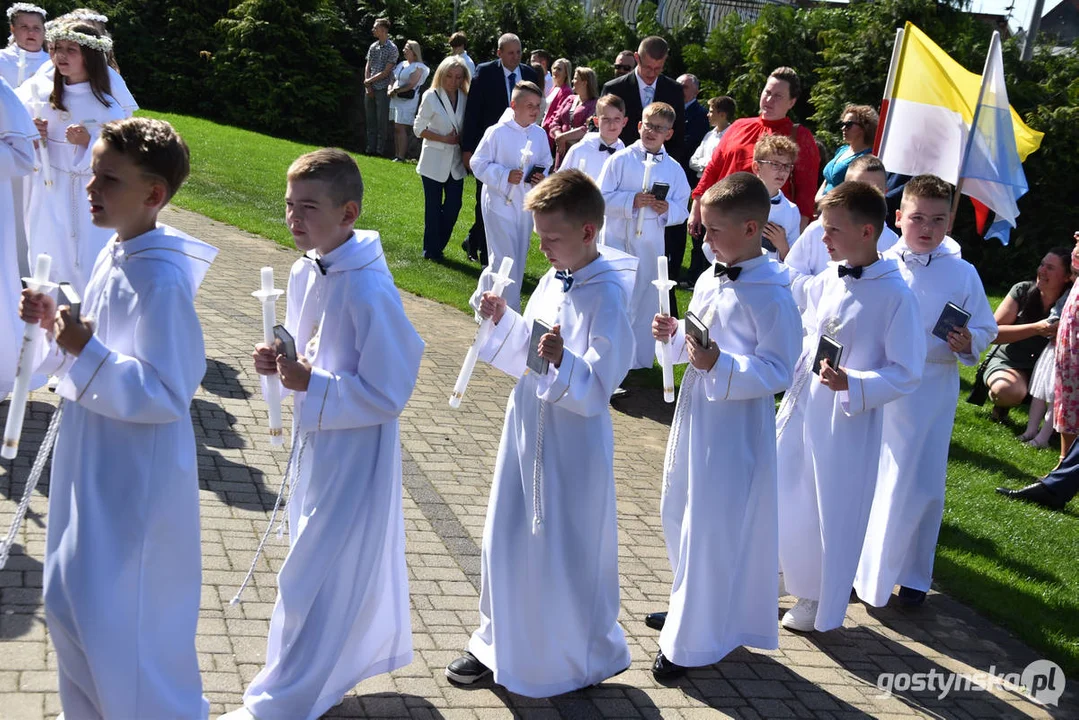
[
  {"xmin": 0, "ymin": 3, "xmax": 50, "ymax": 88},
  {"xmin": 16, "ymin": 21, "xmax": 126, "ymax": 293}
]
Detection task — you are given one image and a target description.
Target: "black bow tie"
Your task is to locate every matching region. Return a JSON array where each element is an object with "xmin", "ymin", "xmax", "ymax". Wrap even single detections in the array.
[
  {"xmin": 838, "ymin": 265, "xmax": 863, "ymax": 279},
  {"xmin": 309, "ymin": 255, "xmax": 327, "ymax": 275},
  {"xmin": 771, "ymin": 195, "xmax": 782, "ymax": 205},
  {"xmin": 598, "ymin": 143, "xmax": 617, "ymax": 154},
  {"xmin": 714, "ymin": 262, "xmax": 741, "ymax": 281},
  {"xmin": 555, "ymin": 269, "xmax": 574, "ymax": 292}
]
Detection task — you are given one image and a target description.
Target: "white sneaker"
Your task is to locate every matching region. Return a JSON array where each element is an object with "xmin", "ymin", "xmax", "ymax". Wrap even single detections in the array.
[
  {"xmin": 218, "ymin": 708, "xmax": 259, "ymax": 720},
  {"xmin": 781, "ymin": 597, "xmax": 818, "ymax": 632}
]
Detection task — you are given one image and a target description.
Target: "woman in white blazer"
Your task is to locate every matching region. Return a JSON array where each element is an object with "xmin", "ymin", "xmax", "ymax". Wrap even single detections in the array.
[{"xmin": 413, "ymin": 55, "xmax": 469, "ymax": 261}]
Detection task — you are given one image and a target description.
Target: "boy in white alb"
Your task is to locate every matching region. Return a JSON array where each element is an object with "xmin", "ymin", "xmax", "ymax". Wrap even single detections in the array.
[
  {"xmin": 646, "ymin": 173, "xmax": 801, "ymax": 679},
  {"xmin": 775, "ymin": 181, "xmax": 925, "ymax": 633},
  {"xmin": 0, "ymin": 4, "xmax": 49, "ymax": 88},
  {"xmin": 469, "ymin": 80, "xmax": 552, "ymax": 314},
  {"xmin": 597, "ymin": 101, "xmax": 690, "ymax": 369},
  {"xmin": 560, "ymin": 93, "xmax": 627, "ymax": 181},
  {"xmin": 19, "ymin": 117, "xmax": 212, "ymax": 719},
  {"xmin": 752, "ymin": 134, "xmax": 800, "ymax": 262},
  {"xmin": 1, "ymin": 76, "xmax": 35, "ymax": 395},
  {"xmin": 446, "ymin": 171, "xmax": 635, "ymax": 696},
  {"xmin": 855, "ymin": 175, "xmax": 996, "ymax": 608},
  {"xmin": 785, "ymin": 155, "xmax": 901, "ymax": 310},
  {"xmin": 225, "ymin": 150, "xmax": 424, "ymax": 720}
]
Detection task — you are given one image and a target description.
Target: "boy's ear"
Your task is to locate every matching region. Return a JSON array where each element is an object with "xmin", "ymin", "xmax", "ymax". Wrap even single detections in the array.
[
  {"xmin": 145, "ymin": 180, "xmax": 168, "ymax": 210},
  {"xmin": 895, "ymin": 208, "xmax": 903, "ymax": 226},
  {"xmin": 745, "ymin": 219, "xmax": 760, "ymax": 239},
  {"xmin": 582, "ymin": 222, "xmax": 597, "ymax": 245},
  {"xmin": 342, "ymin": 200, "xmax": 360, "ymax": 226}
]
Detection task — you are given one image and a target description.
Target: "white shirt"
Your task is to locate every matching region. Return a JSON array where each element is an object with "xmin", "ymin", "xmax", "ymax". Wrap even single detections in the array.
[
  {"xmin": 457, "ymin": 50, "xmax": 476, "ymax": 79},
  {"xmin": 689, "ymin": 126, "xmax": 727, "ymax": 175},
  {"xmin": 502, "ymin": 63, "xmax": 521, "ymax": 104}
]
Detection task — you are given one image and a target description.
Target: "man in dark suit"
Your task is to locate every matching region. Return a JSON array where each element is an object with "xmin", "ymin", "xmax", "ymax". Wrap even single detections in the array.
[
  {"xmin": 673, "ymin": 73, "xmax": 708, "ymax": 285},
  {"xmin": 601, "ymin": 36, "xmax": 686, "ymax": 307},
  {"xmin": 460, "ymin": 33, "xmax": 539, "ymax": 265}
]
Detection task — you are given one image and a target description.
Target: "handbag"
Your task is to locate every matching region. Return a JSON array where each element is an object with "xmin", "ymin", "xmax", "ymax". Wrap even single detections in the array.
[
  {"xmin": 396, "ymin": 88, "xmax": 415, "ymax": 100},
  {"xmin": 966, "ymin": 345, "xmax": 1001, "ymax": 405}
]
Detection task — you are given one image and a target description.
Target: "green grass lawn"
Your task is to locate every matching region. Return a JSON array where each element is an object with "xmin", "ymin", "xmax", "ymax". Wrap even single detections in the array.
[{"xmin": 150, "ymin": 110, "xmax": 1077, "ymax": 676}]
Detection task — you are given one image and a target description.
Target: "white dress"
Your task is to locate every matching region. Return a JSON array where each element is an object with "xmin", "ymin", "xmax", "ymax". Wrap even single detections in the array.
[
  {"xmin": 854, "ymin": 242, "xmax": 997, "ymax": 605},
  {"xmin": 597, "ymin": 140, "xmax": 691, "ymax": 369},
  {"xmin": 243, "ymin": 231, "xmax": 424, "ymax": 720},
  {"xmin": 658, "ymin": 256, "xmax": 801, "ymax": 666},
  {"xmin": 776, "ymin": 258, "xmax": 925, "ymax": 632},
  {"xmin": 16, "ymin": 74, "xmax": 127, "ymax": 292},
  {"xmin": 389, "ymin": 60, "xmax": 429, "ymax": 125},
  {"xmin": 38, "ymin": 225, "xmax": 216, "ymax": 720},
  {"xmin": 34, "ymin": 59, "xmax": 139, "ymax": 116},
  {"xmin": 0, "ymin": 77, "xmax": 36, "ymax": 394},
  {"xmin": 0, "ymin": 45, "xmax": 49, "ymax": 89},
  {"xmin": 468, "ymin": 247, "xmax": 637, "ymax": 697},
  {"xmin": 468, "ymin": 115, "xmax": 552, "ymax": 313}
]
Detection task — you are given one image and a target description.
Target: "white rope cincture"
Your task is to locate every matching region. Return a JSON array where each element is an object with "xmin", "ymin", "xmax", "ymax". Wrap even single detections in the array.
[
  {"xmin": 531, "ymin": 398, "xmax": 546, "ymax": 534},
  {"xmin": 229, "ymin": 431, "xmax": 307, "ymax": 606},
  {"xmin": 776, "ymin": 350, "xmax": 815, "ymax": 441},
  {"xmin": 662, "ymin": 368, "xmax": 698, "ymax": 494},
  {"xmin": 0, "ymin": 400, "xmax": 65, "ymax": 571}
]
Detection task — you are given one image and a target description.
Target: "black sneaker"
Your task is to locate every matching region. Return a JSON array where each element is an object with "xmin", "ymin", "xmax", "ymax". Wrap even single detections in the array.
[
  {"xmin": 897, "ymin": 586, "xmax": 927, "ymax": 606},
  {"xmin": 445, "ymin": 651, "xmax": 491, "ymax": 684}
]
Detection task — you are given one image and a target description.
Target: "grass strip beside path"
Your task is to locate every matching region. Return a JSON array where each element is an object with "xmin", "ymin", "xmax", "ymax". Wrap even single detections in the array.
[{"xmin": 151, "ymin": 110, "xmax": 1078, "ymax": 676}]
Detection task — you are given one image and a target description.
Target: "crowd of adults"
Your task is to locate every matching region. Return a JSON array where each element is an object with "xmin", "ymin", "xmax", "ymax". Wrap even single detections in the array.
[{"xmin": 362, "ymin": 18, "xmax": 1079, "ymax": 511}]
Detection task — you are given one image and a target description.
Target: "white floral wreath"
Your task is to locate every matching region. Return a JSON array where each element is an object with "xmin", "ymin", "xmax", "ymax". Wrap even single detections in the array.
[
  {"xmin": 63, "ymin": 10, "xmax": 108, "ymax": 24},
  {"xmin": 45, "ymin": 27, "xmax": 113, "ymax": 54},
  {"xmin": 6, "ymin": 4, "xmax": 48, "ymax": 21}
]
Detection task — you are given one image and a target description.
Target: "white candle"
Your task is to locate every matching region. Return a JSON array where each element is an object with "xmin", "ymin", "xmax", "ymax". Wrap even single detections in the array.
[
  {"xmin": 29, "ymin": 85, "xmax": 53, "ymax": 188},
  {"xmin": 3, "ymin": 254, "xmax": 57, "ymax": 460},
  {"xmin": 251, "ymin": 266, "xmax": 285, "ymax": 446},
  {"xmin": 577, "ymin": 157, "xmax": 587, "ymax": 172},
  {"xmin": 450, "ymin": 257, "xmax": 515, "ymax": 408},
  {"xmin": 652, "ymin": 254, "xmax": 676, "ymax": 403},
  {"xmin": 507, "ymin": 140, "xmax": 535, "ymax": 206},
  {"xmin": 16, "ymin": 48, "xmax": 26, "ymax": 87},
  {"xmin": 636, "ymin": 153, "xmax": 655, "ymax": 237}
]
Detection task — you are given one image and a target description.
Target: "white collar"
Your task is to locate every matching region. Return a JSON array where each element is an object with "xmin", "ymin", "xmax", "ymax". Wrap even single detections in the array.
[{"xmin": 634, "ymin": 69, "xmax": 657, "ymax": 90}]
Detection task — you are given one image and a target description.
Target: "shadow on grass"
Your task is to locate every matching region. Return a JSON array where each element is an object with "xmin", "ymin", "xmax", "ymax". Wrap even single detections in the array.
[{"xmin": 946, "ymin": 442, "xmax": 1050, "ymax": 485}]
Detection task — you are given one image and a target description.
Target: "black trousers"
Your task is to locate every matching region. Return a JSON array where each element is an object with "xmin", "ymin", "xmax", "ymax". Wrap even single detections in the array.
[
  {"xmin": 465, "ymin": 180, "xmax": 489, "ymax": 266},
  {"xmin": 1042, "ymin": 439, "xmax": 1079, "ymax": 502}
]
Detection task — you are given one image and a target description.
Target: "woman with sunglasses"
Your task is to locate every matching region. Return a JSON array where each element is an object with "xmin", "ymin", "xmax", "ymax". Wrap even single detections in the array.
[{"xmin": 815, "ymin": 104, "xmax": 878, "ymax": 201}]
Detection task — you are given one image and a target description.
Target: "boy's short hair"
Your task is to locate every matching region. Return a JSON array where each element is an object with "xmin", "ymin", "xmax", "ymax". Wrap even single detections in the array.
[
  {"xmin": 99, "ymin": 117, "xmax": 190, "ymax": 202},
  {"xmin": 753, "ymin": 134, "xmax": 798, "ymax": 162},
  {"xmin": 642, "ymin": 101, "xmax": 676, "ymax": 128},
  {"xmin": 708, "ymin": 95, "xmax": 735, "ymax": 118},
  {"xmin": 769, "ymin": 66, "xmax": 801, "ymax": 100},
  {"xmin": 525, "ymin": 169, "xmax": 605, "ymax": 230},
  {"xmin": 373, "ymin": 17, "xmax": 390, "ymax": 30},
  {"xmin": 596, "ymin": 93, "xmax": 626, "ymax": 115},
  {"xmin": 530, "ymin": 49, "xmax": 551, "ymax": 64},
  {"xmin": 700, "ymin": 172, "xmax": 770, "ymax": 228},
  {"xmin": 902, "ymin": 173, "xmax": 953, "ymax": 205},
  {"xmin": 818, "ymin": 181, "xmax": 886, "ymax": 239},
  {"xmin": 448, "ymin": 31, "xmax": 467, "ymax": 49},
  {"xmin": 287, "ymin": 148, "xmax": 364, "ymax": 212},
  {"xmin": 847, "ymin": 153, "xmax": 886, "ymax": 176},
  {"xmin": 512, "ymin": 80, "xmax": 543, "ymax": 101}
]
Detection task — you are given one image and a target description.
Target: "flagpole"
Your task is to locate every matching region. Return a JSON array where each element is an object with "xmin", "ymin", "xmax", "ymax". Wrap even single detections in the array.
[
  {"xmin": 874, "ymin": 26, "xmax": 905, "ymax": 157},
  {"xmin": 952, "ymin": 31, "xmax": 999, "ymax": 219}
]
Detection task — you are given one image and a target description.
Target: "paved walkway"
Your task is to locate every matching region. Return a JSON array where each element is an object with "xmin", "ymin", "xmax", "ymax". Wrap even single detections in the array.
[{"xmin": 0, "ymin": 207, "xmax": 1074, "ymax": 719}]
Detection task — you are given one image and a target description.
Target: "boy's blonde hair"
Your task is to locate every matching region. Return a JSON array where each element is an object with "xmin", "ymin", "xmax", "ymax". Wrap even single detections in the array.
[
  {"xmin": 287, "ymin": 148, "xmax": 364, "ymax": 212},
  {"xmin": 700, "ymin": 172, "xmax": 770, "ymax": 228},
  {"xmin": 512, "ymin": 80, "xmax": 543, "ymax": 101},
  {"xmin": 642, "ymin": 101, "xmax": 675, "ymax": 127},
  {"xmin": 595, "ymin": 93, "xmax": 625, "ymax": 115},
  {"xmin": 99, "ymin": 117, "xmax": 190, "ymax": 202},
  {"xmin": 753, "ymin": 134, "xmax": 798, "ymax": 162},
  {"xmin": 901, "ymin": 174, "xmax": 953, "ymax": 205},
  {"xmin": 525, "ymin": 170, "xmax": 605, "ymax": 230},
  {"xmin": 818, "ymin": 181, "xmax": 886, "ymax": 239}
]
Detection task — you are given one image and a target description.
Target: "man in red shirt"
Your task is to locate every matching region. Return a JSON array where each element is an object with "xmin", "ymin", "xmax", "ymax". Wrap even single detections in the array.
[{"xmin": 689, "ymin": 67, "xmax": 820, "ymax": 236}]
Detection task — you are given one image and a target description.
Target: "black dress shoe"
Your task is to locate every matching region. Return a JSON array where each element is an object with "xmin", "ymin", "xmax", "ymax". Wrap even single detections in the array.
[
  {"xmin": 445, "ymin": 651, "xmax": 491, "ymax": 684},
  {"xmin": 897, "ymin": 586, "xmax": 927, "ymax": 606},
  {"xmin": 651, "ymin": 651, "xmax": 686, "ymax": 679},
  {"xmin": 644, "ymin": 611, "xmax": 667, "ymax": 631},
  {"xmin": 996, "ymin": 482, "xmax": 1067, "ymax": 510}
]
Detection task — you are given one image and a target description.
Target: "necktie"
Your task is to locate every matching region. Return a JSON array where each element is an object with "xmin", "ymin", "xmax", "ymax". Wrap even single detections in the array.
[
  {"xmin": 555, "ymin": 269, "xmax": 574, "ymax": 292},
  {"xmin": 902, "ymin": 251, "xmax": 932, "ymax": 267},
  {"xmin": 643, "ymin": 85, "xmax": 654, "ymax": 107},
  {"xmin": 507, "ymin": 71, "xmax": 516, "ymax": 100},
  {"xmin": 838, "ymin": 265, "xmax": 863, "ymax": 279},
  {"xmin": 598, "ymin": 143, "xmax": 617, "ymax": 154},
  {"xmin": 714, "ymin": 262, "xmax": 742, "ymax": 281}
]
